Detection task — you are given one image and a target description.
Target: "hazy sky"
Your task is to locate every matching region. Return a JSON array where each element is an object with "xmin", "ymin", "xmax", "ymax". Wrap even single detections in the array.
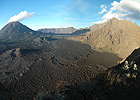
[{"xmin": 0, "ymin": 0, "xmax": 140, "ymax": 30}]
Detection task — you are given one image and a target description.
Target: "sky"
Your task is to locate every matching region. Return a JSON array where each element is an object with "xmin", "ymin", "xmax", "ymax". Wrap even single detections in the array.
[{"xmin": 0, "ymin": 0, "xmax": 140, "ymax": 30}]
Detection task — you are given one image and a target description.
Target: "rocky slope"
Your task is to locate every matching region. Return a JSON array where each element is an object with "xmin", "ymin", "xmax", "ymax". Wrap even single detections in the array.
[{"xmin": 70, "ymin": 18, "xmax": 140, "ymax": 59}]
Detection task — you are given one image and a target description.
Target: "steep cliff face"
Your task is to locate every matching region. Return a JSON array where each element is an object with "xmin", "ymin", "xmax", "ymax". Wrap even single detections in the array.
[
  {"xmin": 38, "ymin": 27, "xmax": 76, "ymax": 34},
  {"xmin": 70, "ymin": 18, "xmax": 140, "ymax": 59}
]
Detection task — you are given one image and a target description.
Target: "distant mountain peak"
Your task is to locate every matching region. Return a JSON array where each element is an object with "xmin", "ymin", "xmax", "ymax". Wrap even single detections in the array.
[
  {"xmin": 0, "ymin": 21, "xmax": 36, "ymax": 40},
  {"xmin": 106, "ymin": 18, "xmax": 120, "ymax": 25},
  {"xmin": 8, "ymin": 21, "xmax": 20, "ymax": 24},
  {"xmin": 10, "ymin": 21, "xmax": 31, "ymax": 28},
  {"xmin": 6, "ymin": 21, "xmax": 23, "ymax": 27},
  {"xmin": 3, "ymin": 21, "xmax": 29, "ymax": 30}
]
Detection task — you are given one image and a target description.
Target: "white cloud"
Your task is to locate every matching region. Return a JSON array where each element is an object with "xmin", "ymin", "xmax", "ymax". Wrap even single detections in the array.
[
  {"xmin": 98, "ymin": 4, "xmax": 107, "ymax": 14},
  {"xmin": 64, "ymin": 18, "xmax": 78, "ymax": 21},
  {"xmin": 56, "ymin": 13, "xmax": 61, "ymax": 16},
  {"xmin": 92, "ymin": 0, "xmax": 140, "ymax": 24},
  {"xmin": 131, "ymin": 0, "xmax": 140, "ymax": 3},
  {"xmin": 92, "ymin": 19, "xmax": 107, "ymax": 24},
  {"xmin": 7, "ymin": 10, "xmax": 34, "ymax": 23}
]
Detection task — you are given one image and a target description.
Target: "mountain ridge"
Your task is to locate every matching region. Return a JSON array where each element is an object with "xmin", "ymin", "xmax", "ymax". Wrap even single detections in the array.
[
  {"xmin": 38, "ymin": 27, "xmax": 76, "ymax": 34},
  {"xmin": 70, "ymin": 18, "xmax": 140, "ymax": 59}
]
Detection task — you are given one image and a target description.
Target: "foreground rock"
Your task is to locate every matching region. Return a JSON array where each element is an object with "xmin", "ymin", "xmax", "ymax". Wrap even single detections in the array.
[
  {"xmin": 94, "ymin": 48, "xmax": 140, "ymax": 100},
  {"xmin": 35, "ymin": 81, "xmax": 106, "ymax": 100}
]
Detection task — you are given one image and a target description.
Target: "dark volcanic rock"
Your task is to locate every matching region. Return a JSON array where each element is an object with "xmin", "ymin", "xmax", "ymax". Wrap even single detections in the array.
[
  {"xmin": 0, "ymin": 38, "xmax": 121, "ymax": 94},
  {"xmin": 2, "ymin": 46, "xmax": 121, "ymax": 94},
  {"xmin": 50, "ymin": 39, "xmax": 121, "ymax": 67},
  {"xmin": 4, "ymin": 51, "xmax": 97, "ymax": 93},
  {"xmin": 35, "ymin": 81, "xmax": 106, "ymax": 100},
  {"xmin": 0, "ymin": 48, "xmax": 34, "ymax": 83},
  {"xmin": 0, "ymin": 82, "xmax": 9, "ymax": 93},
  {"xmin": 50, "ymin": 39, "xmax": 92, "ymax": 61}
]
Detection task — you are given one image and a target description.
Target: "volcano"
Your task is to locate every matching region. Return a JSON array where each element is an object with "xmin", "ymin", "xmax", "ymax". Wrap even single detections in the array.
[{"xmin": 0, "ymin": 21, "xmax": 39, "ymax": 41}]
